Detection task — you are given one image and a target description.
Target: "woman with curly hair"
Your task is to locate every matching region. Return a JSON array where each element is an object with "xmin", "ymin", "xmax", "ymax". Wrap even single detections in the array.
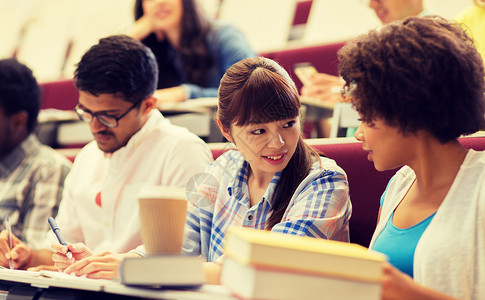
[{"xmin": 339, "ymin": 16, "xmax": 485, "ymax": 299}]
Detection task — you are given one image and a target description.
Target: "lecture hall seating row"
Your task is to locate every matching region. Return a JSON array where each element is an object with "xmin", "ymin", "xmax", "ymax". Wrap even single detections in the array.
[{"xmin": 261, "ymin": 41, "xmax": 346, "ymax": 93}]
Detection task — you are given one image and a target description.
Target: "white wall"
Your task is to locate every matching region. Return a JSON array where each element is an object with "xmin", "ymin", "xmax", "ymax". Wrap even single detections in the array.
[
  {"xmin": 0, "ymin": 0, "xmax": 475, "ymax": 82},
  {"xmin": 303, "ymin": 0, "xmax": 380, "ymax": 45},
  {"xmin": 0, "ymin": 0, "xmax": 42, "ymax": 58},
  {"xmin": 218, "ymin": 0, "xmax": 297, "ymax": 53}
]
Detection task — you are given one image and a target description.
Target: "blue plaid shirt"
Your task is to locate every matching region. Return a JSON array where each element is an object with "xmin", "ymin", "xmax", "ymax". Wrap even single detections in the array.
[{"xmin": 183, "ymin": 150, "xmax": 351, "ymax": 262}]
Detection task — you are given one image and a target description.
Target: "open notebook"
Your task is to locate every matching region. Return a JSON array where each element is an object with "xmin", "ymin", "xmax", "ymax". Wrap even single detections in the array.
[{"xmin": 0, "ymin": 268, "xmax": 234, "ymax": 300}]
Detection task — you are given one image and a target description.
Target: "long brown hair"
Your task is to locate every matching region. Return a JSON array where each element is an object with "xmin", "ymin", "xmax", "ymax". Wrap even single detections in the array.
[
  {"xmin": 134, "ymin": 0, "xmax": 214, "ymax": 86},
  {"xmin": 218, "ymin": 57, "xmax": 320, "ymax": 229}
]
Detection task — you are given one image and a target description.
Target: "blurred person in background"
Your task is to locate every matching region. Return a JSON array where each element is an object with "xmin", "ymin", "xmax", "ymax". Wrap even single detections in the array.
[
  {"xmin": 129, "ymin": 0, "xmax": 256, "ymax": 105},
  {"xmin": 301, "ymin": 0, "xmax": 430, "ymax": 137},
  {"xmin": 367, "ymin": 0, "xmax": 426, "ymax": 25},
  {"xmin": 0, "ymin": 58, "xmax": 71, "ymax": 267}
]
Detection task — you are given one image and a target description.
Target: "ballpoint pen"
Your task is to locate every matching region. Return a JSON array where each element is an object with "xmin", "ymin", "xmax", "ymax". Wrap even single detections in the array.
[
  {"xmin": 48, "ymin": 217, "xmax": 73, "ymax": 260},
  {"xmin": 5, "ymin": 216, "xmax": 13, "ymax": 270}
]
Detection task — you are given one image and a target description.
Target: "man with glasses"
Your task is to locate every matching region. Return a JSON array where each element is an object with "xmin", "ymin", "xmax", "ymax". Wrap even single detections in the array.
[
  {"xmin": 1, "ymin": 35, "xmax": 213, "ymax": 270},
  {"xmin": 0, "ymin": 59, "xmax": 71, "ymax": 267}
]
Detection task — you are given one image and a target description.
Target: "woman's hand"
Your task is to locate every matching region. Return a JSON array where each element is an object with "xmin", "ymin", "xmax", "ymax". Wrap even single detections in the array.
[
  {"xmin": 128, "ymin": 15, "xmax": 160, "ymax": 41},
  {"xmin": 203, "ymin": 261, "xmax": 222, "ymax": 285},
  {"xmin": 381, "ymin": 263, "xmax": 420, "ymax": 300},
  {"xmin": 301, "ymin": 73, "xmax": 344, "ymax": 103},
  {"xmin": 381, "ymin": 263, "xmax": 458, "ymax": 300}
]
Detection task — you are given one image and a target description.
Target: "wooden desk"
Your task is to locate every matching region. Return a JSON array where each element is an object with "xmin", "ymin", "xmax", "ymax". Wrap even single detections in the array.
[
  {"xmin": 158, "ymin": 98, "xmax": 223, "ymax": 143},
  {"xmin": 0, "ymin": 276, "xmax": 236, "ymax": 300},
  {"xmin": 158, "ymin": 98, "xmax": 218, "ymax": 115}
]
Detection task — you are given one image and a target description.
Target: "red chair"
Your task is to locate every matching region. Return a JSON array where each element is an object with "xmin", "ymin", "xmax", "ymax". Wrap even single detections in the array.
[
  {"xmin": 267, "ymin": 41, "xmax": 347, "ymax": 93},
  {"xmin": 292, "ymin": 0, "xmax": 313, "ymax": 26},
  {"xmin": 40, "ymin": 79, "xmax": 78, "ymax": 110}
]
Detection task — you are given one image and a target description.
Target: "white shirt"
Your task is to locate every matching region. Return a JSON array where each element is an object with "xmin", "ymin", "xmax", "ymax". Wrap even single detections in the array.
[
  {"xmin": 370, "ymin": 150, "xmax": 485, "ymax": 299},
  {"xmin": 45, "ymin": 111, "xmax": 213, "ymax": 253}
]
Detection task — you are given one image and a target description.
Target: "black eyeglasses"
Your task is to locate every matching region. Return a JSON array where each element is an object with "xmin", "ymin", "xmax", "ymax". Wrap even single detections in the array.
[{"xmin": 74, "ymin": 100, "xmax": 142, "ymax": 128}]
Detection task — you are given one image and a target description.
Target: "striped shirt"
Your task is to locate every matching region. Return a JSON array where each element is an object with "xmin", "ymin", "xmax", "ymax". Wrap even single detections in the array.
[
  {"xmin": 0, "ymin": 134, "xmax": 71, "ymax": 249},
  {"xmin": 183, "ymin": 150, "xmax": 351, "ymax": 262}
]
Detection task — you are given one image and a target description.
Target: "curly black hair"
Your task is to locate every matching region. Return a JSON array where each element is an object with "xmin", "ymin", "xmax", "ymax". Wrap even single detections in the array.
[
  {"xmin": 74, "ymin": 35, "xmax": 158, "ymax": 104},
  {"xmin": 338, "ymin": 16, "xmax": 485, "ymax": 143},
  {"xmin": 0, "ymin": 58, "xmax": 40, "ymax": 133}
]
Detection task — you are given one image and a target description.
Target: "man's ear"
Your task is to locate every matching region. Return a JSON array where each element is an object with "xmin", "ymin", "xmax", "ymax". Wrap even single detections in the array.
[
  {"xmin": 217, "ymin": 119, "xmax": 233, "ymax": 142},
  {"xmin": 10, "ymin": 111, "xmax": 29, "ymax": 134},
  {"xmin": 141, "ymin": 96, "xmax": 157, "ymax": 114}
]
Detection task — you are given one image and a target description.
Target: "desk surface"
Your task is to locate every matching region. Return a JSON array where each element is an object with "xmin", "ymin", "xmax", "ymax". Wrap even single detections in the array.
[
  {"xmin": 158, "ymin": 96, "xmax": 336, "ymax": 114},
  {"xmin": 39, "ymin": 96, "xmax": 336, "ymax": 146},
  {"xmin": 0, "ymin": 279, "xmax": 236, "ymax": 300},
  {"xmin": 158, "ymin": 98, "xmax": 218, "ymax": 114},
  {"xmin": 0, "ymin": 269, "xmax": 236, "ymax": 300}
]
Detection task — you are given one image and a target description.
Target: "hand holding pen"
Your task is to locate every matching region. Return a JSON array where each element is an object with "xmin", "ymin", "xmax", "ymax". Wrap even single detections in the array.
[
  {"xmin": 0, "ymin": 218, "xmax": 30, "ymax": 269},
  {"xmin": 48, "ymin": 217, "xmax": 73, "ymax": 260},
  {"xmin": 6, "ymin": 216, "xmax": 13, "ymax": 269}
]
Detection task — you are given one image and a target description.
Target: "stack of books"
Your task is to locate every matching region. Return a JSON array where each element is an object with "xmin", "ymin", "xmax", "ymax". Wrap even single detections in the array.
[{"xmin": 221, "ymin": 227, "xmax": 386, "ymax": 300}]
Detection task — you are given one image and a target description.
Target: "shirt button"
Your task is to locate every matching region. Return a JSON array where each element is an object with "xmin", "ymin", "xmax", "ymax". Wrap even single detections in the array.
[{"xmin": 248, "ymin": 215, "xmax": 253, "ymax": 220}]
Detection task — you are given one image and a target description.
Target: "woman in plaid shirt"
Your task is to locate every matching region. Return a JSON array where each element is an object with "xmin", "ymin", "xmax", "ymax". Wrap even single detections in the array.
[
  {"xmin": 51, "ymin": 57, "xmax": 352, "ymax": 282},
  {"xmin": 183, "ymin": 57, "xmax": 352, "ymax": 282}
]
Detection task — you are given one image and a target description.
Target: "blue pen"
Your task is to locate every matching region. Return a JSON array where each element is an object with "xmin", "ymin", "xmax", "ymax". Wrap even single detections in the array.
[
  {"xmin": 5, "ymin": 216, "xmax": 13, "ymax": 269},
  {"xmin": 48, "ymin": 217, "xmax": 73, "ymax": 260}
]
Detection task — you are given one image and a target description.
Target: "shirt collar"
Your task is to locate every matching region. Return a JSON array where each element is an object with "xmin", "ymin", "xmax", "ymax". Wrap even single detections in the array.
[
  {"xmin": 0, "ymin": 134, "xmax": 40, "ymax": 175},
  {"xmin": 227, "ymin": 157, "xmax": 283, "ymax": 207},
  {"xmin": 104, "ymin": 110, "xmax": 165, "ymax": 160}
]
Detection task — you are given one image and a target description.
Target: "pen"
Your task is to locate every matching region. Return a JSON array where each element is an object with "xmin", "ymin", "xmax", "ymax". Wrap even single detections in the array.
[
  {"xmin": 5, "ymin": 216, "xmax": 13, "ymax": 270},
  {"xmin": 48, "ymin": 217, "xmax": 73, "ymax": 260}
]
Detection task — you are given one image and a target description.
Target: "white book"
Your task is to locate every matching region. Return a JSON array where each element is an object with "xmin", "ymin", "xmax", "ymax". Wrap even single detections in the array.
[
  {"xmin": 0, "ymin": 268, "xmax": 113, "ymax": 292},
  {"xmin": 0, "ymin": 268, "xmax": 235, "ymax": 300},
  {"xmin": 119, "ymin": 255, "xmax": 205, "ymax": 288},
  {"xmin": 224, "ymin": 227, "xmax": 386, "ymax": 283},
  {"xmin": 221, "ymin": 257, "xmax": 381, "ymax": 300}
]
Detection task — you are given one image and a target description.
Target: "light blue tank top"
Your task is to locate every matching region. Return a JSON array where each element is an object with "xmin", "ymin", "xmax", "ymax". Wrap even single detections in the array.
[{"xmin": 372, "ymin": 189, "xmax": 435, "ymax": 278}]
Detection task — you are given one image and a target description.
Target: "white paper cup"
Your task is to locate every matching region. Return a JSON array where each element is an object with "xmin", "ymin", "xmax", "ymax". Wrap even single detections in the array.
[{"xmin": 138, "ymin": 186, "xmax": 187, "ymax": 255}]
